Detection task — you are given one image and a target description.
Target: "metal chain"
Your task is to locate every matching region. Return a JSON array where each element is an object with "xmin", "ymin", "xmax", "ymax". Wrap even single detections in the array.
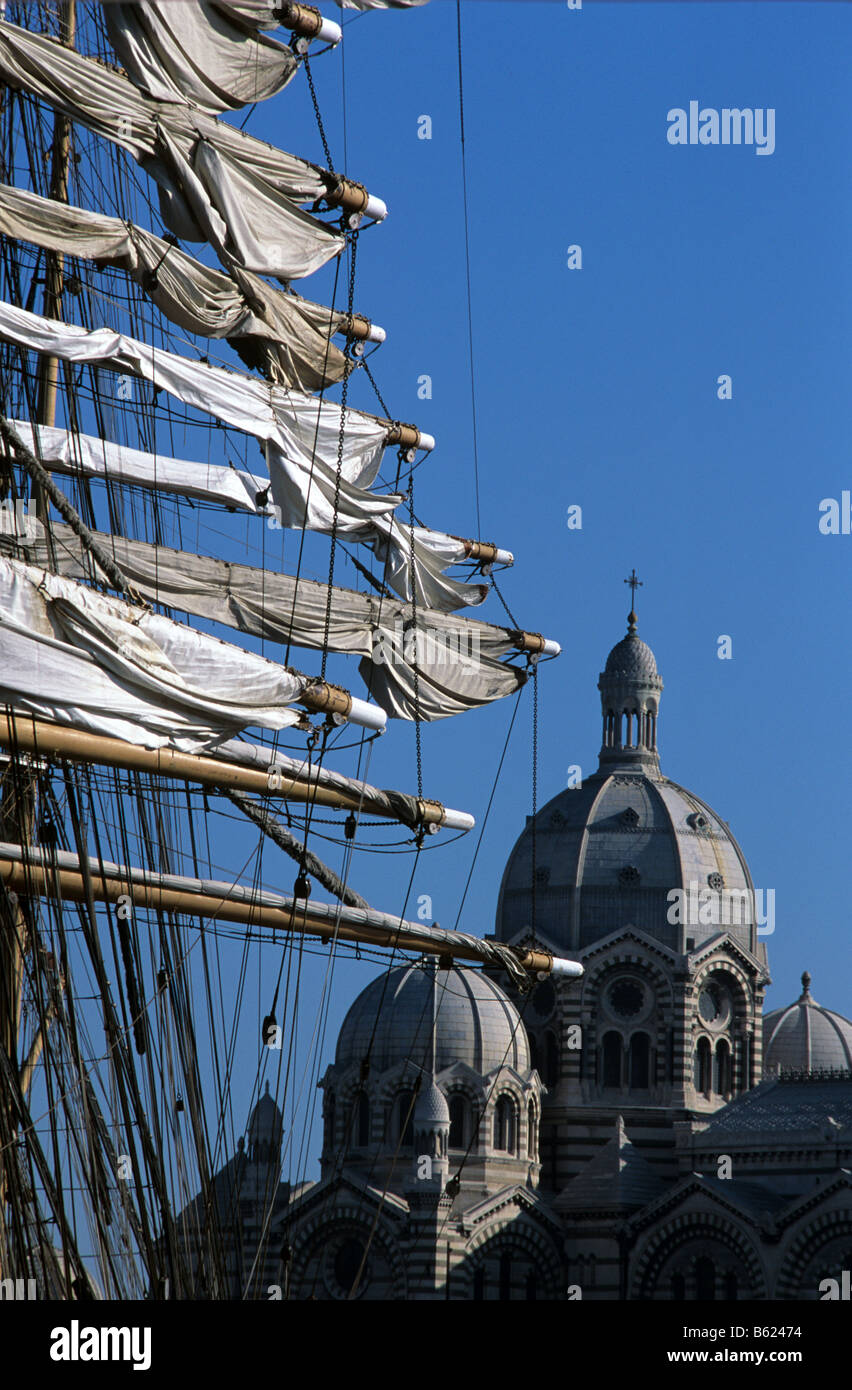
[
  {"xmin": 362, "ymin": 358, "xmax": 393, "ymax": 422},
  {"xmin": 489, "ymin": 571, "xmax": 523, "ymax": 633},
  {"xmin": 303, "ymin": 52, "xmax": 334, "ymax": 173},
  {"xmin": 320, "ymin": 232, "xmax": 358, "ymax": 678},
  {"xmin": 408, "ymin": 468, "xmax": 423, "ymax": 801}
]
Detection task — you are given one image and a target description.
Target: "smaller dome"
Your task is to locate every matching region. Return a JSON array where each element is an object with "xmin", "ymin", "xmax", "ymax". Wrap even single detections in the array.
[
  {"xmin": 764, "ymin": 972, "xmax": 852, "ymax": 1073},
  {"xmin": 335, "ymin": 961, "xmax": 530, "ymax": 1075},
  {"xmin": 415, "ymin": 1080, "xmax": 450, "ymax": 1128},
  {"xmin": 604, "ymin": 623, "xmax": 659, "ymax": 680},
  {"xmin": 249, "ymin": 1080, "xmax": 283, "ymax": 1146}
]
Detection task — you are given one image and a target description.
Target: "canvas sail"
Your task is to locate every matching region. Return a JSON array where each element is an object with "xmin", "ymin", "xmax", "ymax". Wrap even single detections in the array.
[
  {"xmin": 0, "ymin": 552, "xmax": 320, "ymax": 748},
  {"xmin": 101, "ymin": 1, "xmax": 298, "ymax": 112}
]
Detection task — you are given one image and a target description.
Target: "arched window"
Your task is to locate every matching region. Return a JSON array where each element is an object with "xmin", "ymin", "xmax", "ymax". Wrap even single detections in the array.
[
  {"xmin": 527, "ymin": 1100, "xmax": 537, "ymax": 1159},
  {"xmin": 694, "ymin": 1037, "xmax": 712, "ymax": 1095},
  {"xmin": 544, "ymin": 1031, "xmax": 559, "ymax": 1087},
  {"xmin": 334, "ymin": 1237, "xmax": 366, "ymax": 1297},
  {"xmin": 396, "ymin": 1089, "xmax": 414, "ymax": 1146},
  {"xmin": 695, "ymin": 1257, "xmax": 715, "ymax": 1301},
  {"xmin": 357, "ymin": 1091, "xmax": 370, "ymax": 1147},
  {"xmin": 448, "ymin": 1094, "xmax": 466, "ymax": 1149},
  {"xmin": 494, "ymin": 1096, "xmax": 516, "ymax": 1153},
  {"xmin": 716, "ymin": 1040, "xmax": 732, "ymax": 1097},
  {"xmin": 629, "ymin": 1033, "xmax": 650, "ymax": 1090},
  {"xmin": 325, "ymin": 1092, "xmax": 335, "ymax": 1149},
  {"xmin": 602, "ymin": 1031, "xmax": 622, "ymax": 1088},
  {"xmin": 499, "ymin": 1251, "xmax": 511, "ymax": 1301}
]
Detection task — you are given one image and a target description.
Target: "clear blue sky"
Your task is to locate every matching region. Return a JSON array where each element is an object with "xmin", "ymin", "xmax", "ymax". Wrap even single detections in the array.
[{"xmin": 191, "ymin": 0, "xmax": 851, "ymax": 1184}]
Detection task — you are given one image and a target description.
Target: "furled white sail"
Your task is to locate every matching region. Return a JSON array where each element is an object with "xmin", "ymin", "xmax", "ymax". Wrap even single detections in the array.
[
  {"xmin": 0, "ymin": 183, "xmax": 350, "ymax": 389},
  {"xmin": 5, "ymin": 421, "xmax": 265, "ymax": 512},
  {"xmin": 101, "ymin": 1, "xmax": 297, "ymax": 112},
  {"xmin": 0, "ymin": 20, "xmax": 345, "ymax": 278},
  {"xmin": 0, "ymin": 304, "xmax": 486, "ymax": 612},
  {"xmin": 216, "ymin": 3, "xmax": 286, "ymax": 30},
  {"xmin": 3, "ymin": 522, "xmax": 527, "ymax": 722},
  {"xmin": 6, "ymin": 421, "xmax": 497, "ymax": 607},
  {"xmin": 0, "ymin": 300, "xmax": 386, "ymax": 479},
  {"xmin": 0, "ymin": 554, "xmax": 313, "ymax": 749}
]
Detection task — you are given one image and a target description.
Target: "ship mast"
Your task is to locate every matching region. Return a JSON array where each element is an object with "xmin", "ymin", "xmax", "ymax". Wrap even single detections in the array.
[
  {"xmin": 35, "ymin": 0, "xmax": 73, "ymax": 440},
  {"xmin": 0, "ymin": 0, "xmax": 75, "ymax": 1289}
]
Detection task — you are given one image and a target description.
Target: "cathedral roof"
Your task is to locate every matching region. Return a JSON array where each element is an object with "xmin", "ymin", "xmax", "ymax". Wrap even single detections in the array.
[
  {"xmin": 683, "ymin": 1176, "xmax": 791, "ymax": 1218},
  {"xmin": 556, "ymin": 1116, "xmax": 665, "ymax": 1211},
  {"xmin": 699, "ymin": 1073, "xmax": 852, "ymax": 1136},
  {"xmin": 763, "ymin": 972, "xmax": 852, "ymax": 1073},
  {"xmin": 334, "ymin": 961, "xmax": 530, "ymax": 1076}
]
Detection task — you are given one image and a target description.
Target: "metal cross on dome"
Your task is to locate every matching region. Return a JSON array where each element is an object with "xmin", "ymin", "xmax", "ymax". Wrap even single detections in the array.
[{"xmin": 624, "ymin": 568, "xmax": 643, "ymax": 607}]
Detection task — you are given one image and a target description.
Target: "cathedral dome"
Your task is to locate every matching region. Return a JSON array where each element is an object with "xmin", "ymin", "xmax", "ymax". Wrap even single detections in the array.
[
  {"xmin": 497, "ymin": 602, "xmax": 756, "ymax": 956},
  {"xmin": 335, "ymin": 961, "xmax": 529, "ymax": 1075},
  {"xmin": 763, "ymin": 973, "xmax": 852, "ymax": 1073}
]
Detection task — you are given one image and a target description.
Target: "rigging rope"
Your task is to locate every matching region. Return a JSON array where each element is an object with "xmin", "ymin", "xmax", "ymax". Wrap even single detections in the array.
[
  {"xmin": 408, "ymin": 469, "xmax": 423, "ymax": 801},
  {"xmin": 0, "ymin": 410, "xmax": 141, "ymax": 601},
  {"xmin": 531, "ymin": 662, "xmax": 538, "ymax": 951},
  {"xmin": 456, "ymin": 0, "xmax": 482, "ymax": 537},
  {"xmin": 320, "ymin": 230, "xmax": 358, "ymax": 679},
  {"xmin": 224, "ymin": 788, "xmax": 369, "ymax": 910}
]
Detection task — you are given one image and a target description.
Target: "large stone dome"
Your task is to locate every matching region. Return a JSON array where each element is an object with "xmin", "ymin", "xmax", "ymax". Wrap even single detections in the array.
[
  {"xmin": 497, "ymin": 773, "xmax": 755, "ymax": 955},
  {"xmin": 335, "ymin": 961, "xmax": 530, "ymax": 1075},
  {"xmin": 497, "ymin": 608, "xmax": 756, "ymax": 956},
  {"xmin": 764, "ymin": 973, "xmax": 852, "ymax": 1073}
]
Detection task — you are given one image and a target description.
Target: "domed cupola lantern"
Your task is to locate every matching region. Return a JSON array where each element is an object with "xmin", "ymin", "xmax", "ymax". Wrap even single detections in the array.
[{"xmin": 598, "ymin": 571, "xmax": 663, "ymax": 772}]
